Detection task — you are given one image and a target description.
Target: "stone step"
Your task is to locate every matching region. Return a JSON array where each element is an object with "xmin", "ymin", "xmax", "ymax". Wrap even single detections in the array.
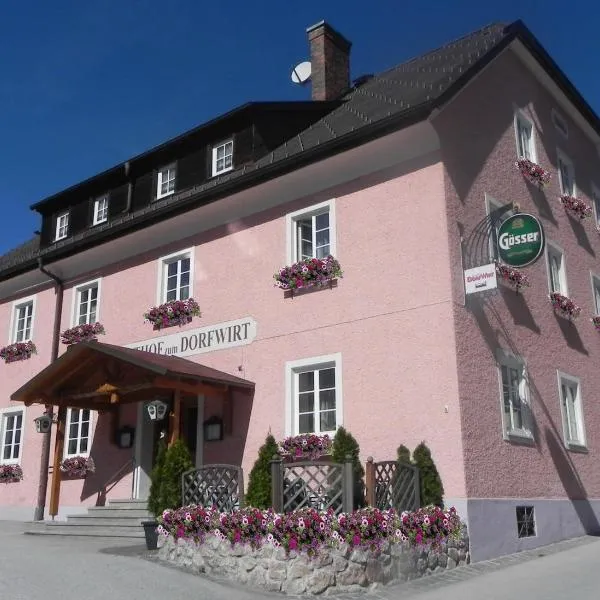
[
  {"xmin": 25, "ymin": 523, "xmax": 145, "ymax": 538},
  {"xmin": 85, "ymin": 508, "xmax": 151, "ymax": 519},
  {"xmin": 106, "ymin": 499, "xmax": 148, "ymax": 509},
  {"xmin": 65, "ymin": 516, "xmax": 149, "ymax": 527}
]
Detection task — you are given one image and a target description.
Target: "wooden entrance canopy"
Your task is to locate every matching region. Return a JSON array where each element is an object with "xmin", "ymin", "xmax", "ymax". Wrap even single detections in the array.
[{"xmin": 10, "ymin": 341, "xmax": 254, "ymax": 518}]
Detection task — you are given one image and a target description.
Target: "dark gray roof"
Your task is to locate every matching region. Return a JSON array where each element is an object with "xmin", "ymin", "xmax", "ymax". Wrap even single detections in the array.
[
  {"xmin": 0, "ymin": 236, "xmax": 40, "ymax": 271},
  {"xmin": 2, "ymin": 20, "xmax": 598, "ymax": 279}
]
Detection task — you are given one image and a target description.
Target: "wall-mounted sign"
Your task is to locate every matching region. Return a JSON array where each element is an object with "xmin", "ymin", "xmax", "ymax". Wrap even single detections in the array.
[
  {"xmin": 464, "ymin": 263, "xmax": 497, "ymax": 295},
  {"xmin": 126, "ymin": 317, "xmax": 257, "ymax": 358},
  {"xmin": 497, "ymin": 213, "xmax": 544, "ymax": 267}
]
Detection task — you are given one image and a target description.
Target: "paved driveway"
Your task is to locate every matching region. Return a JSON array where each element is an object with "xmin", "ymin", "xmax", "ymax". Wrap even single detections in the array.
[{"xmin": 2, "ymin": 521, "xmax": 600, "ymax": 600}]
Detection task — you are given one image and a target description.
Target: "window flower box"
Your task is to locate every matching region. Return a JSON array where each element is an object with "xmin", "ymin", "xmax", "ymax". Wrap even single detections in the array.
[
  {"xmin": 60, "ymin": 456, "xmax": 95, "ymax": 478},
  {"xmin": 60, "ymin": 322, "xmax": 105, "ymax": 346},
  {"xmin": 591, "ymin": 316, "xmax": 600, "ymax": 331},
  {"xmin": 549, "ymin": 292, "xmax": 581, "ymax": 319},
  {"xmin": 274, "ymin": 256, "xmax": 342, "ymax": 291},
  {"xmin": 0, "ymin": 341, "xmax": 36, "ymax": 364},
  {"xmin": 144, "ymin": 298, "xmax": 201, "ymax": 331},
  {"xmin": 495, "ymin": 262, "xmax": 530, "ymax": 292},
  {"xmin": 0, "ymin": 464, "xmax": 23, "ymax": 483},
  {"xmin": 515, "ymin": 159, "xmax": 551, "ymax": 187},
  {"xmin": 279, "ymin": 434, "xmax": 332, "ymax": 461},
  {"xmin": 559, "ymin": 195, "xmax": 592, "ymax": 220}
]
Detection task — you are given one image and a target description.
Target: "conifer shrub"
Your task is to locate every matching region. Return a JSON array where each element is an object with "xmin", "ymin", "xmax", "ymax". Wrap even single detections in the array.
[
  {"xmin": 246, "ymin": 433, "xmax": 280, "ymax": 509},
  {"xmin": 331, "ymin": 427, "xmax": 365, "ymax": 508},
  {"xmin": 147, "ymin": 438, "xmax": 167, "ymax": 518},
  {"xmin": 412, "ymin": 441, "xmax": 444, "ymax": 507},
  {"xmin": 396, "ymin": 444, "xmax": 412, "ymax": 465}
]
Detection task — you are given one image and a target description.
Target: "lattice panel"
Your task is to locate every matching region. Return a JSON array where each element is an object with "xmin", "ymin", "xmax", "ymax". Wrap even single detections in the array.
[
  {"xmin": 182, "ymin": 465, "xmax": 243, "ymax": 512},
  {"xmin": 282, "ymin": 463, "xmax": 344, "ymax": 514},
  {"xmin": 373, "ymin": 461, "xmax": 419, "ymax": 512}
]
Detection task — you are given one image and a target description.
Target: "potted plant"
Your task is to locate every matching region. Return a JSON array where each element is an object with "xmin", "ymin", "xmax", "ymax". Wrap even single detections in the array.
[
  {"xmin": 514, "ymin": 159, "xmax": 551, "ymax": 187},
  {"xmin": 143, "ymin": 298, "xmax": 201, "ymax": 331},
  {"xmin": 0, "ymin": 464, "xmax": 23, "ymax": 483},
  {"xmin": 143, "ymin": 437, "xmax": 194, "ymax": 550},
  {"xmin": 495, "ymin": 262, "xmax": 530, "ymax": 292},
  {"xmin": 279, "ymin": 433, "xmax": 332, "ymax": 461},
  {"xmin": 591, "ymin": 316, "xmax": 600, "ymax": 331},
  {"xmin": 0, "ymin": 341, "xmax": 36, "ymax": 363},
  {"xmin": 60, "ymin": 322, "xmax": 105, "ymax": 345},
  {"xmin": 273, "ymin": 255, "xmax": 343, "ymax": 292},
  {"xmin": 559, "ymin": 195, "xmax": 592, "ymax": 219},
  {"xmin": 60, "ymin": 456, "xmax": 95, "ymax": 477},
  {"xmin": 549, "ymin": 292, "xmax": 581, "ymax": 319}
]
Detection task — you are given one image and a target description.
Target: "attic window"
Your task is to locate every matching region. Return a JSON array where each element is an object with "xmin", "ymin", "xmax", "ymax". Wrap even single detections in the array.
[
  {"xmin": 552, "ymin": 110, "xmax": 568, "ymax": 139},
  {"xmin": 55, "ymin": 212, "xmax": 69, "ymax": 241},
  {"xmin": 212, "ymin": 140, "xmax": 234, "ymax": 177},
  {"xmin": 93, "ymin": 195, "xmax": 109, "ymax": 226}
]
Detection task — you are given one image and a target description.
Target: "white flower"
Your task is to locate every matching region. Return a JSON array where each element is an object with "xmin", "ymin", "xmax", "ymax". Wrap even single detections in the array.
[
  {"xmin": 319, "ymin": 521, "xmax": 326, "ymax": 531},
  {"xmin": 395, "ymin": 529, "xmax": 402, "ymax": 538},
  {"xmin": 184, "ymin": 512, "xmax": 192, "ymax": 521},
  {"xmin": 361, "ymin": 518, "xmax": 369, "ymax": 528},
  {"xmin": 297, "ymin": 518, "xmax": 305, "ymax": 530},
  {"xmin": 261, "ymin": 519, "xmax": 267, "ymax": 527},
  {"xmin": 266, "ymin": 533, "xmax": 274, "ymax": 543},
  {"xmin": 382, "ymin": 520, "xmax": 388, "ymax": 529},
  {"xmin": 423, "ymin": 516, "xmax": 430, "ymax": 525},
  {"xmin": 401, "ymin": 511, "xmax": 409, "ymax": 519},
  {"xmin": 242, "ymin": 516, "xmax": 249, "ymax": 526}
]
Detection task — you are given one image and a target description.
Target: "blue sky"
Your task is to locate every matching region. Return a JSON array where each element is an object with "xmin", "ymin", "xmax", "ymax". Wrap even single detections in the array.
[{"xmin": 1, "ymin": 0, "xmax": 598, "ymax": 255}]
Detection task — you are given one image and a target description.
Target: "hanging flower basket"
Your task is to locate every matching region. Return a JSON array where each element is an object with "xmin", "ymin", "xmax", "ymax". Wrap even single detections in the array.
[
  {"xmin": 144, "ymin": 298, "xmax": 201, "ymax": 331},
  {"xmin": 279, "ymin": 434, "xmax": 332, "ymax": 461},
  {"xmin": 515, "ymin": 159, "xmax": 551, "ymax": 187},
  {"xmin": 559, "ymin": 195, "xmax": 592, "ymax": 220},
  {"xmin": 60, "ymin": 456, "xmax": 95, "ymax": 478},
  {"xmin": 274, "ymin": 256, "xmax": 343, "ymax": 291},
  {"xmin": 549, "ymin": 292, "xmax": 581, "ymax": 319},
  {"xmin": 0, "ymin": 341, "xmax": 36, "ymax": 364},
  {"xmin": 61, "ymin": 322, "xmax": 105, "ymax": 346},
  {"xmin": 495, "ymin": 262, "xmax": 530, "ymax": 292},
  {"xmin": 591, "ymin": 316, "xmax": 600, "ymax": 331},
  {"xmin": 0, "ymin": 464, "xmax": 23, "ymax": 483}
]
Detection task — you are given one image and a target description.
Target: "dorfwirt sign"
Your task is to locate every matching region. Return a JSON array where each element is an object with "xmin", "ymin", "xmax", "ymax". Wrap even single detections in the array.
[
  {"xmin": 497, "ymin": 213, "xmax": 544, "ymax": 267},
  {"xmin": 464, "ymin": 263, "xmax": 497, "ymax": 295},
  {"xmin": 126, "ymin": 317, "xmax": 257, "ymax": 358}
]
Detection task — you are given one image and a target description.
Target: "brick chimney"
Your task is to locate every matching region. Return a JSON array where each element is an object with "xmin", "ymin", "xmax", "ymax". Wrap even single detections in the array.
[{"xmin": 307, "ymin": 21, "xmax": 352, "ymax": 101}]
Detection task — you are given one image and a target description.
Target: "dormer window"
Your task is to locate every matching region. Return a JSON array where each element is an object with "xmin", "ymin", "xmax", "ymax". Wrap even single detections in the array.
[
  {"xmin": 212, "ymin": 140, "xmax": 234, "ymax": 176},
  {"xmin": 157, "ymin": 164, "xmax": 176, "ymax": 199},
  {"xmin": 93, "ymin": 195, "xmax": 109, "ymax": 225},
  {"xmin": 55, "ymin": 212, "xmax": 69, "ymax": 241}
]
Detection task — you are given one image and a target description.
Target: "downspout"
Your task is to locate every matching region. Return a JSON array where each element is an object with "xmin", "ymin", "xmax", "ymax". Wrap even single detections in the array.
[{"xmin": 33, "ymin": 258, "xmax": 64, "ymax": 521}]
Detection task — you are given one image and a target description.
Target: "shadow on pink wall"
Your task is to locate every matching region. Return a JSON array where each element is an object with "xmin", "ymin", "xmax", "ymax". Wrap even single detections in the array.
[{"xmin": 470, "ymin": 298, "xmax": 600, "ymax": 534}]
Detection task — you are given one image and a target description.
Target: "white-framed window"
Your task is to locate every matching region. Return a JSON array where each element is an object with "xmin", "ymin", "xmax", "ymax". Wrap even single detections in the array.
[
  {"xmin": 557, "ymin": 372, "xmax": 586, "ymax": 450},
  {"xmin": 55, "ymin": 212, "xmax": 70, "ymax": 241},
  {"xmin": 0, "ymin": 407, "xmax": 24, "ymax": 465},
  {"xmin": 496, "ymin": 350, "xmax": 533, "ymax": 441},
  {"xmin": 65, "ymin": 408, "xmax": 92, "ymax": 457},
  {"xmin": 92, "ymin": 195, "xmax": 109, "ymax": 225},
  {"xmin": 591, "ymin": 272, "xmax": 600, "ymax": 316},
  {"xmin": 485, "ymin": 194, "xmax": 512, "ymax": 261},
  {"xmin": 157, "ymin": 249, "xmax": 194, "ymax": 303},
  {"xmin": 212, "ymin": 140, "xmax": 234, "ymax": 176},
  {"xmin": 514, "ymin": 110, "xmax": 536, "ymax": 162},
  {"xmin": 286, "ymin": 199, "xmax": 336, "ymax": 264},
  {"xmin": 10, "ymin": 296, "xmax": 36, "ymax": 343},
  {"xmin": 557, "ymin": 150, "xmax": 576, "ymax": 197},
  {"xmin": 552, "ymin": 109, "xmax": 569, "ymax": 139},
  {"xmin": 592, "ymin": 184, "xmax": 600, "ymax": 230},
  {"xmin": 546, "ymin": 242, "xmax": 567, "ymax": 295},
  {"xmin": 72, "ymin": 279, "xmax": 101, "ymax": 326},
  {"xmin": 285, "ymin": 353, "xmax": 343, "ymax": 436},
  {"xmin": 157, "ymin": 164, "xmax": 176, "ymax": 199}
]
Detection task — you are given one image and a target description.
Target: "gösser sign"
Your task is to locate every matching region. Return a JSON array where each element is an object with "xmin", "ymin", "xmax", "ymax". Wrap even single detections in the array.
[
  {"xmin": 497, "ymin": 213, "xmax": 545, "ymax": 268},
  {"xmin": 126, "ymin": 317, "xmax": 257, "ymax": 358}
]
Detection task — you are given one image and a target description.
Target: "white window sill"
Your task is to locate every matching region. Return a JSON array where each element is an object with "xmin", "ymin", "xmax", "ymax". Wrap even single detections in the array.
[
  {"xmin": 212, "ymin": 165, "xmax": 233, "ymax": 178},
  {"xmin": 156, "ymin": 190, "xmax": 175, "ymax": 201},
  {"xmin": 0, "ymin": 460, "xmax": 21, "ymax": 466},
  {"xmin": 565, "ymin": 442, "xmax": 588, "ymax": 453},
  {"xmin": 54, "ymin": 236, "xmax": 68, "ymax": 242},
  {"xmin": 505, "ymin": 430, "xmax": 535, "ymax": 446},
  {"xmin": 92, "ymin": 219, "xmax": 108, "ymax": 227}
]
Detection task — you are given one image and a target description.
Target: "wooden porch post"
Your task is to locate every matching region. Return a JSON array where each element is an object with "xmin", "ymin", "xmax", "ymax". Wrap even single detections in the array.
[
  {"xmin": 168, "ymin": 388, "xmax": 181, "ymax": 447},
  {"xmin": 49, "ymin": 406, "xmax": 66, "ymax": 519}
]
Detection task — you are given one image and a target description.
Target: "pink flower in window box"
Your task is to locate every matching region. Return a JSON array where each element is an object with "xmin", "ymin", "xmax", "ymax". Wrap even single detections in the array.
[
  {"xmin": 274, "ymin": 256, "xmax": 342, "ymax": 291},
  {"xmin": 61, "ymin": 322, "xmax": 105, "ymax": 346},
  {"xmin": 60, "ymin": 456, "xmax": 95, "ymax": 478},
  {"xmin": 559, "ymin": 195, "xmax": 592, "ymax": 220},
  {"xmin": 495, "ymin": 263, "xmax": 530, "ymax": 292},
  {"xmin": 515, "ymin": 159, "xmax": 551, "ymax": 187},
  {"xmin": 549, "ymin": 292, "xmax": 581, "ymax": 319},
  {"xmin": 0, "ymin": 464, "xmax": 23, "ymax": 483},
  {"xmin": 0, "ymin": 341, "xmax": 36, "ymax": 363},
  {"xmin": 144, "ymin": 298, "xmax": 201, "ymax": 331}
]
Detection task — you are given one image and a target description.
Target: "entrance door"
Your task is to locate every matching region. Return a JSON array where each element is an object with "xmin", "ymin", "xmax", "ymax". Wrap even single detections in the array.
[{"xmin": 134, "ymin": 403, "xmax": 166, "ymax": 500}]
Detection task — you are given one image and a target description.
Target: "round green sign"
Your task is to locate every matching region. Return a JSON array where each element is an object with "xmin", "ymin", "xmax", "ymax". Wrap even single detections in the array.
[{"xmin": 497, "ymin": 213, "xmax": 544, "ymax": 267}]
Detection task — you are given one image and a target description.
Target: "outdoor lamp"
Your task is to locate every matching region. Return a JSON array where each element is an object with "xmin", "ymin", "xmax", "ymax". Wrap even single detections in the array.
[
  {"xmin": 34, "ymin": 415, "xmax": 53, "ymax": 434},
  {"xmin": 146, "ymin": 399, "xmax": 169, "ymax": 422},
  {"xmin": 203, "ymin": 415, "xmax": 224, "ymax": 442}
]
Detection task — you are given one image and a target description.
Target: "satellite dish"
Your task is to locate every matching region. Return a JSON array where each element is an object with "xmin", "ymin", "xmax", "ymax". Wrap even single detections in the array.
[{"xmin": 291, "ymin": 61, "xmax": 311, "ymax": 85}]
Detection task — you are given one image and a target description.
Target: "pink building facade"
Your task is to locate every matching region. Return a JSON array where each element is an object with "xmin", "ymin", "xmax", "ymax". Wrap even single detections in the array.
[{"xmin": 0, "ymin": 21, "xmax": 599, "ymax": 561}]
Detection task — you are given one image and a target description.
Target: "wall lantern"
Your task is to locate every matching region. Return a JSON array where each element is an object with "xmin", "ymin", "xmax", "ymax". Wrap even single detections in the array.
[
  {"xmin": 116, "ymin": 425, "xmax": 135, "ymax": 449},
  {"xmin": 146, "ymin": 399, "xmax": 169, "ymax": 422},
  {"xmin": 203, "ymin": 416, "xmax": 224, "ymax": 442},
  {"xmin": 34, "ymin": 415, "xmax": 53, "ymax": 434}
]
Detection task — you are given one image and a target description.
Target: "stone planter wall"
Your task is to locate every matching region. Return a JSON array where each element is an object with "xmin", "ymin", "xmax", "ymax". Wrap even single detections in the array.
[{"xmin": 158, "ymin": 528, "xmax": 469, "ymax": 595}]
